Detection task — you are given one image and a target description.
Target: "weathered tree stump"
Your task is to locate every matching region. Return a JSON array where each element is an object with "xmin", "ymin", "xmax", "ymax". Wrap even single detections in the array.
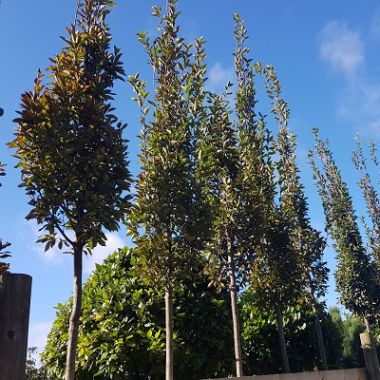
[{"xmin": 0, "ymin": 273, "xmax": 32, "ymax": 380}]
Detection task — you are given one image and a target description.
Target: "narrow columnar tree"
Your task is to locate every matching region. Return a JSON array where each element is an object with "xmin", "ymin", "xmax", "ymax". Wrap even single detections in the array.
[
  {"xmin": 310, "ymin": 130, "xmax": 380, "ymax": 331},
  {"xmin": 200, "ymin": 15, "xmax": 271, "ymax": 377},
  {"xmin": 277, "ymin": 129, "xmax": 329, "ymax": 370},
  {"xmin": 200, "ymin": 88, "xmax": 246, "ymax": 377},
  {"xmin": 247, "ymin": 63, "xmax": 324, "ymax": 373},
  {"xmin": 259, "ymin": 66, "xmax": 329, "ymax": 370},
  {"xmin": 128, "ymin": 2, "xmax": 206, "ymax": 379},
  {"xmin": 353, "ymin": 136, "xmax": 380, "ymax": 275},
  {"xmin": 10, "ymin": 1, "xmax": 131, "ymax": 379}
]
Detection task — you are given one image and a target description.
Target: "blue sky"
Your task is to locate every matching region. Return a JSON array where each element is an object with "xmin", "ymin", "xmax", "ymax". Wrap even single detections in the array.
[{"xmin": 1, "ymin": 0, "xmax": 380, "ymax": 354}]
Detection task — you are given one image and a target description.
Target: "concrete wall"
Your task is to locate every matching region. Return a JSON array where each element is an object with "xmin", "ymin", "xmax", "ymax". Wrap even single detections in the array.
[{"xmin": 207, "ymin": 368, "xmax": 368, "ymax": 380}]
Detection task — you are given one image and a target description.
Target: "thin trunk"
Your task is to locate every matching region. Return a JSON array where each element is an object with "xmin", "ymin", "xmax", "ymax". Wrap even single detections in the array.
[
  {"xmin": 65, "ymin": 246, "xmax": 83, "ymax": 380},
  {"xmin": 228, "ymin": 253, "xmax": 243, "ymax": 377},
  {"xmin": 364, "ymin": 317, "xmax": 372, "ymax": 333},
  {"xmin": 312, "ymin": 304, "xmax": 328, "ymax": 371},
  {"xmin": 275, "ymin": 303, "xmax": 291, "ymax": 373},
  {"xmin": 165, "ymin": 283, "xmax": 174, "ymax": 380}
]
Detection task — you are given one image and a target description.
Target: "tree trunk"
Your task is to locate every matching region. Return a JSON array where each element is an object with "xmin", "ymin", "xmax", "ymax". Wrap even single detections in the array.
[
  {"xmin": 275, "ymin": 303, "xmax": 291, "ymax": 373},
  {"xmin": 364, "ymin": 317, "xmax": 372, "ymax": 333},
  {"xmin": 228, "ymin": 254, "xmax": 243, "ymax": 377},
  {"xmin": 165, "ymin": 283, "xmax": 174, "ymax": 380},
  {"xmin": 65, "ymin": 247, "xmax": 83, "ymax": 380},
  {"xmin": 312, "ymin": 304, "xmax": 328, "ymax": 371}
]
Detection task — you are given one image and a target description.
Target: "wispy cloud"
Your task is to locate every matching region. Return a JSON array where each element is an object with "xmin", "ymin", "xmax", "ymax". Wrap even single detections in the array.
[
  {"xmin": 207, "ymin": 62, "xmax": 234, "ymax": 92},
  {"xmin": 318, "ymin": 15, "xmax": 380, "ymax": 136},
  {"xmin": 319, "ymin": 21, "xmax": 364, "ymax": 75},
  {"xmin": 337, "ymin": 78, "xmax": 380, "ymax": 136},
  {"xmin": 84, "ymin": 232, "xmax": 126, "ymax": 274}
]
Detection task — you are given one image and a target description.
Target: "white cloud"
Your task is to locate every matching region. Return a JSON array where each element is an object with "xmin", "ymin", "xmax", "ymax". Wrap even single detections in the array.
[
  {"xmin": 319, "ymin": 21, "xmax": 364, "ymax": 75},
  {"xmin": 207, "ymin": 62, "xmax": 234, "ymax": 92},
  {"xmin": 25, "ymin": 221, "xmax": 126, "ymax": 270},
  {"xmin": 337, "ymin": 78, "xmax": 380, "ymax": 136},
  {"xmin": 28, "ymin": 321, "xmax": 53, "ymax": 364},
  {"xmin": 318, "ymin": 18, "xmax": 380, "ymax": 136},
  {"xmin": 84, "ymin": 232, "xmax": 126, "ymax": 274}
]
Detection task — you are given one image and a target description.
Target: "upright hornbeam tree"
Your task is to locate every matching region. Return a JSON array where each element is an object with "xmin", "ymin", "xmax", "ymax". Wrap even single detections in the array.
[
  {"xmin": 10, "ymin": 1, "xmax": 131, "ymax": 379},
  {"xmin": 128, "ymin": 2, "xmax": 206, "ymax": 379},
  {"xmin": 310, "ymin": 130, "xmax": 380, "ymax": 331},
  {"xmin": 260, "ymin": 67, "xmax": 329, "ymax": 370},
  {"xmin": 247, "ymin": 63, "xmax": 313, "ymax": 373},
  {"xmin": 200, "ymin": 15, "xmax": 272, "ymax": 376},
  {"xmin": 200, "ymin": 88, "xmax": 245, "ymax": 377},
  {"xmin": 353, "ymin": 136, "xmax": 380, "ymax": 275}
]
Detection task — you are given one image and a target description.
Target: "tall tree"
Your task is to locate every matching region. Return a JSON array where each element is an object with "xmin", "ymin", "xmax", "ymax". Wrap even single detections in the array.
[
  {"xmin": 10, "ymin": 1, "xmax": 131, "ymax": 379},
  {"xmin": 247, "ymin": 63, "xmax": 319, "ymax": 373},
  {"xmin": 201, "ymin": 88, "xmax": 246, "ymax": 377},
  {"xmin": 200, "ymin": 15, "xmax": 269, "ymax": 376},
  {"xmin": 353, "ymin": 136, "xmax": 380, "ymax": 275},
  {"xmin": 128, "ymin": 2, "xmax": 205, "ymax": 379},
  {"xmin": 277, "ymin": 128, "xmax": 329, "ymax": 370},
  {"xmin": 259, "ymin": 66, "xmax": 329, "ymax": 370},
  {"xmin": 310, "ymin": 130, "xmax": 380, "ymax": 331}
]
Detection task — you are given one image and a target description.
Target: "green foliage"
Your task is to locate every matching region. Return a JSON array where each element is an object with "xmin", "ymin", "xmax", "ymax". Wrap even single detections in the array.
[
  {"xmin": 310, "ymin": 130, "xmax": 380, "ymax": 324},
  {"xmin": 262, "ymin": 65, "xmax": 329, "ymax": 308},
  {"xmin": 201, "ymin": 14, "xmax": 259, "ymax": 292},
  {"xmin": 240, "ymin": 293, "xmax": 343, "ymax": 374},
  {"xmin": 42, "ymin": 248, "xmax": 234, "ymax": 379},
  {"xmin": 11, "ymin": 1, "xmax": 131, "ymax": 377},
  {"xmin": 127, "ymin": 0, "xmax": 205, "ymax": 291},
  {"xmin": 10, "ymin": 0, "xmax": 131, "ymax": 253},
  {"xmin": 353, "ymin": 136, "xmax": 380, "ymax": 275},
  {"xmin": 327, "ymin": 307, "xmax": 373, "ymax": 368}
]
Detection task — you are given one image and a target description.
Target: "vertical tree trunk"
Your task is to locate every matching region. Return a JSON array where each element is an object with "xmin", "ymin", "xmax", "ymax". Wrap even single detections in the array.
[
  {"xmin": 165, "ymin": 283, "xmax": 174, "ymax": 380},
  {"xmin": 228, "ymin": 254, "xmax": 243, "ymax": 377},
  {"xmin": 364, "ymin": 317, "xmax": 372, "ymax": 333},
  {"xmin": 65, "ymin": 247, "xmax": 83, "ymax": 380},
  {"xmin": 275, "ymin": 303, "xmax": 291, "ymax": 373},
  {"xmin": 312, "ymin": 304, "xmax": 328, "ymax": 371}
]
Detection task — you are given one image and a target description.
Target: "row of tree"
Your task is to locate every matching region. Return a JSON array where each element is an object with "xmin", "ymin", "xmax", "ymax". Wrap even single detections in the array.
[
  {"xmin": 3, "ymin": 0, "xmax": 379, "ymax": 379},
  {"xmin": 29, "ymin": 248, "xmax": 376, "ymax": 379}
]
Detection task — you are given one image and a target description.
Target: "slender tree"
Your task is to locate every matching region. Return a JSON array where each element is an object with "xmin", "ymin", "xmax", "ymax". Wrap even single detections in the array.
[
  {"xmin": 10, "ymin": 1, "xmax": 131, "ymax": 379},
  {"xmin": 277, "ymin": 129, "xmax": 329, "ymax": 370},
  {"xmin": 200, "ymin": 15, "xmax": 272, "ymax": 376},
  {"xmin": 200, "ymin": 87, "xmax": 246, "ymax": 377},
  {"xmin": 245, "ymin": 63, "xmax": 325, "ymax": 373},
  {"xmin": 353, "ymin": 136, "xmax": 380, "ymax": 275},
  {"xmin": 310, "ymin": 130, "xmax": 380, "ymax": 331},
  {"xmin": 128, "ymin": 2, "xmax": 206, "ymax": 379},
  {"xmin": 258, "ymin": 66, "xmax": 329, "ymax": 370}
]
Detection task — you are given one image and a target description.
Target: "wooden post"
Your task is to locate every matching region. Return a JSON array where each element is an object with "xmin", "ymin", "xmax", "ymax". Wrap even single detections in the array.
[
  {"xmin": 360, "ymin": 331, "xmax": 380, "ymax": 380},
  {"xmin": 0, "ymin": 273, "xmax": 32, "ymax": 380}
]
